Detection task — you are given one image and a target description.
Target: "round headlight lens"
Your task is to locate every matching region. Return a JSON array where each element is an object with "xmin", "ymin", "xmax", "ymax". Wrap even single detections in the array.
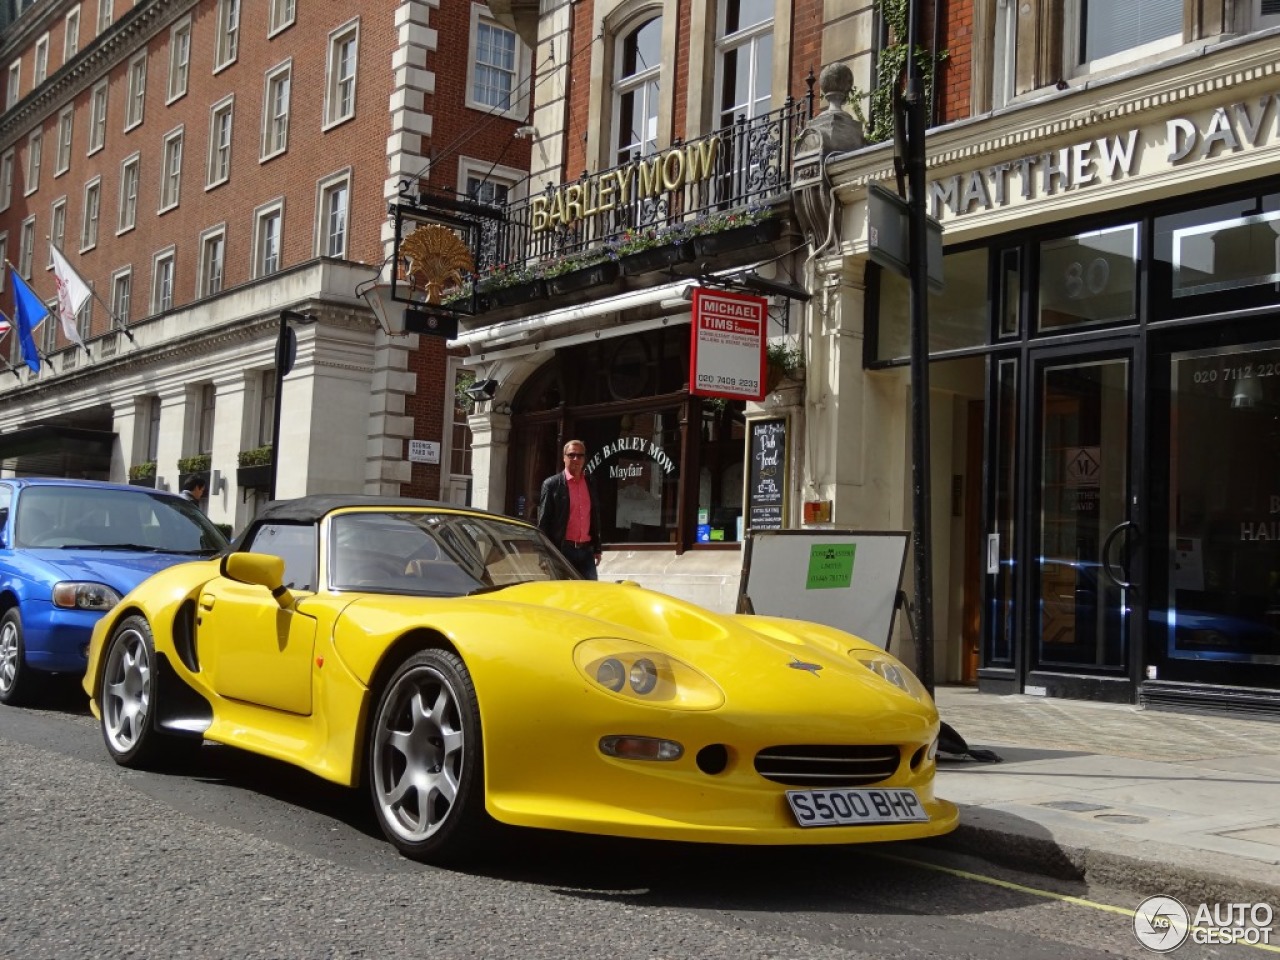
[
  {"xmin": 629, "ymin": 658, "xmax": 658, "ymax": 694},
  {"xmin": 596, "ymin": 657, "xmax": 626, "ymax": 691}
]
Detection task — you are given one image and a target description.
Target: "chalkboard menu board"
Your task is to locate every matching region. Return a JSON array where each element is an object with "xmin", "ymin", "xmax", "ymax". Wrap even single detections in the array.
[{"xmin": 747, "ymin": 417, "xmax": 788, "ymax": 530}]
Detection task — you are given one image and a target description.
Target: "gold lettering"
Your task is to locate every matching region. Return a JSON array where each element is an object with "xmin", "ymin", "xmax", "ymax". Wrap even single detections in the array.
[
  {"xmin": 549, "ymin": 188, "xmax": 567, "ymax": 226},
  {"xmin": 638, "ymin": 158, "xmax": 663, "ymax": 198},
  {"xmin": 530, "ymin": 197, "xmax": 549, "ymax": 232},
  {"xmin": 661, "ymin": 149, "xmax": 686, "ymax": 191},
  {"xmin": 597, "ymin": 174, "xmax": 615, "ymax": 211},
  {"xmin": 615, "ymin": 167, "xmax": 634, "ymax": 205},
  {"xmin": 564, "ymin": 184, "xmax": 583, "ymax": 223},
  {"xmin": 685, "ymin": 138, "xmax": 718, "ymax": 181}
]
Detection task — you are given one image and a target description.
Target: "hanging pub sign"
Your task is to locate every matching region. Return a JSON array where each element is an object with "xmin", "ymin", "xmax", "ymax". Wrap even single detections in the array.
[{"xmin": 689, "ymin": 288, "xmax": 768, "ymax": 401}]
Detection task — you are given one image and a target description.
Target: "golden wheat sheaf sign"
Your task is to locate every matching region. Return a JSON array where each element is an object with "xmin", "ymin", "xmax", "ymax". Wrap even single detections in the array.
[{"xmin": 400, "ymin": 224, "xmax": 475, "ymax": 304}]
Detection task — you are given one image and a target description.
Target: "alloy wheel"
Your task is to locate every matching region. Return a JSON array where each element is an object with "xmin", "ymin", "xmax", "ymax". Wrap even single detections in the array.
[
  {"xmin": 0, "ymin": 618, "xmax": 17, "ymax": 695},
  {"xmin": 102, "ymin": 624, "xmax": 153, "ymax": 754}
]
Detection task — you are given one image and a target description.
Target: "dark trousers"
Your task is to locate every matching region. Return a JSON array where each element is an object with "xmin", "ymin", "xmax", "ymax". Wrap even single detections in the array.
[{"xmin": 561, "ymin": 543, "xmax": 599, "ymax": 580}]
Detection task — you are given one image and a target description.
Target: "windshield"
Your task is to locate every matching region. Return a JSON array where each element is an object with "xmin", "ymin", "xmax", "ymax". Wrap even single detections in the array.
[
  {"xmin": 15, "ymin": 486, "xmax": 229, "ymax": 554},
  {"xmin": 329, "ymin": 511, "xmax": 579, "ymax": 595}
]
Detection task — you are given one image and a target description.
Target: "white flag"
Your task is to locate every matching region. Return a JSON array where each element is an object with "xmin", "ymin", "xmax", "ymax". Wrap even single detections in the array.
[{"xmin": 49, "ymin": 244, "xmax": 90, "ymax": 349}]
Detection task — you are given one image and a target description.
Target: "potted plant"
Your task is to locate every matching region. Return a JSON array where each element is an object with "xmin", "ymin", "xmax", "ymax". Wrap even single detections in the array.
[
  {"xmin": 613, "ymin": 226, "xmax": 695, "ymax": 277},
  {"xmin": 689, "ymin": 205, "xmax": 783, "ymax": 258},
  {"xmin": 128, "ymin": 460, "xmax": 157, "ymax": 488},
  {"xmin": 177, "ymin": 453, "xmax": 212, "ymax": 492},
  {"xmin": 237, "ymin": 444, "xmax": 273, "ymax": 489},
  {"xmin": 765, "ymin": 341, "xmax": 805, "ymax": 393},
  {"xmin": 544, "ymin": 251, "xmax": 620, "ymax": 296}
]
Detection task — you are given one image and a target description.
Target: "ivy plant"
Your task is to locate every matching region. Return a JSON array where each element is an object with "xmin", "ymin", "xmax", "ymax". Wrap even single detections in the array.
[{"xmin": 859, "ymin": 0, "xmax": 949, "ymax": 145}]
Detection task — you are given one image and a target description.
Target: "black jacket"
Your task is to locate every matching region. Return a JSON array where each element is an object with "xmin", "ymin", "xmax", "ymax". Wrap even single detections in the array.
[{"xmin": 537, "ymin": 471, "xmax": 602, "ymax": 552}]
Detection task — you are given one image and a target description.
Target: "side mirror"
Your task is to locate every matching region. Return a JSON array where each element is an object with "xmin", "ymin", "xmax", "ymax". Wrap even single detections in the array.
[{"xmin": 220, "ymin": 552, "xmax": 294, "ymax": 608}]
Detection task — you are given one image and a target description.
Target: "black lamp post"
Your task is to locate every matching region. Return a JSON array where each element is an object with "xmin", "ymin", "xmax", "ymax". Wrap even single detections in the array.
[
  {"xmin": 903, "ymin": 0, "xmax": 936, "ymax": 696},
  {"xmin": 269, "ymin": 310, "xmax": 316, "ymax": 501}
]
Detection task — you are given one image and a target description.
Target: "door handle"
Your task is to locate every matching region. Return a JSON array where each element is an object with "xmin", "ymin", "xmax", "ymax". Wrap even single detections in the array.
[
  {"xmin": 1101, "ymin": 520, "xmax": 1139, "ymax": 591},
  {"xmin": 199, "ymin": 593, "xmax": 215, "ymax": 611}
]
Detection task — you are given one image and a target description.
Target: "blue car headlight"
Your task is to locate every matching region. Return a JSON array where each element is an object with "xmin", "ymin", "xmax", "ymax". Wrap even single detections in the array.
[{"xmin": 52, "ymin": 582, "xmax": 123, "ymax": 611}]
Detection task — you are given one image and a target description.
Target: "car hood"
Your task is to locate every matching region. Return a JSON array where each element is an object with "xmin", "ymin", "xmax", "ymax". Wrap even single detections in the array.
[{"xmin": 24, "ymin": 549, "xmax": 204, "ymax": 593}]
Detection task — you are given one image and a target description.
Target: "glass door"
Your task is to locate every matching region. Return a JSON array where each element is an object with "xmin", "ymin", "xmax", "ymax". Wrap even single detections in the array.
[{"xmin": 1028, "ymin": 349, "xmax": 1137, "ymax": 681}]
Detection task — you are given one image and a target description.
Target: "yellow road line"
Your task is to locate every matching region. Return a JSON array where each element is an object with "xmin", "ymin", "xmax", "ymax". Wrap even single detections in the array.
[{"xmin": 874, "ymin": 851, "xmax": 1280, "ymax": 954}]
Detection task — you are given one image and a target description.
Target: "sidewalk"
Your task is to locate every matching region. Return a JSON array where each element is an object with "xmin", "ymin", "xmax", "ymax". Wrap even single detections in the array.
[{"xmin": 922, "ymin": 685, "xmax": 1280, "ymax": 904}]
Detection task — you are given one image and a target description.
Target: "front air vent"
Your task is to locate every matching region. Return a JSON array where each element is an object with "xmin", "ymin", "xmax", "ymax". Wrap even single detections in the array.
[{"xmin": 754, "ymin": 744, "xmax": 901, "ymax": 787}]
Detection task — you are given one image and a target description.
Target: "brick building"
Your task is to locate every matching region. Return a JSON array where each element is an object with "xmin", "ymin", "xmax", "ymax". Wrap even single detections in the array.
[{"xmin": 0, "ymin": 0, "xmax": 530, "ymax": 532}]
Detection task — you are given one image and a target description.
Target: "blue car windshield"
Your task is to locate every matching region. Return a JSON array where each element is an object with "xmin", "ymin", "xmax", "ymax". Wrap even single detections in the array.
[
  {"xmin": 15, "ymin": 486, "xmax": 228, "ymax": 554},
  {"xmin": 329, "ymin": 511, "xmax": 578, "ymax": 595}
]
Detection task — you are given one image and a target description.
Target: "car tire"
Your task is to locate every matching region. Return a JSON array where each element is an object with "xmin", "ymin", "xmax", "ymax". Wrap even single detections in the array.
[
  {"xmin": 368, "ymin": 648, "xmax": 491, "ymax": 865},
  {"xmin": 99, "ymin": 615, "xmax": 194, "ymax": 768},
  {"xmin": 0, "ymin": 608, "xmax": 44, "ymax": 706}
]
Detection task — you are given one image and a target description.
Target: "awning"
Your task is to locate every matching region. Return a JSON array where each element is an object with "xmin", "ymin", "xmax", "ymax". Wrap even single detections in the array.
[{"xmin": 0, "ymin": 424, "xmax": 116, "ymax": 477}]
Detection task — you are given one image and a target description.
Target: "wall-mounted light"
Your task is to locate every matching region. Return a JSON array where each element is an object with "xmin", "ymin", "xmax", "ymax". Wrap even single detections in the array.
[
  {"xmin": 156, "ymin": 476, "xmax": 169, "ymax": 492},
  {"xmin": 210, "ymin": 469, "xmax": 226, "ymax": 495},
  {"xmin": 465, "ymin": 378, "xmax": 499, "ymax": 402}
]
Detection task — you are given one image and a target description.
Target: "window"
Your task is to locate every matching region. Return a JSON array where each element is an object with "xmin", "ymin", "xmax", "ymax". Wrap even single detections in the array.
[
  {"xmin": 111, "ymin": 268, "xmax": 131, "ymax": 323},
  {"xmin": 125, "ymin": 53, "xmax": 146, "ymax": 130},
  {"xmin": 253, "ymin": 202, "xmax": 283, "ymax": 277},
  {"xmin": 118, "ymin": 154, "xmax": 139, "ymax": 232},
  {"xmin": 49, "ymin": 197, "xmax": 66, "ymax": 264},
  {"xmin": 269, "ymin": 0, "xmax": 295, "ymax": 35},
  {"xmin": 6, "ymin": 61, "xmax": 19, "ymax": 109},
  {"xmin": 0, "ymin": 233, "xmax": 7, "ymax": 292},
  {"xmin": 198, "ymin": 226, "xmax": 226, "ymax": 296},
  {"xmin": 324, "ymin": 20, "xmax": 358, "ymax": 127},
  {"xmin": 316, "ymin": 172, "xmax": 349, "ymax": 258},
  {"xmin": 613, "ymin": 17, "xmax": 662, "ymax": 165},
  {"xmin": 215, "ymin": 0, "xmax": 240, "ymax": 71},
  {"xmin": 258, "ymin": 369, "xmax": 276, "ymax": 445},
  {"xmin": 447, "ymin": 362, "xmax": 474, "ymax": 503},
  {"xmin": 55, "ymin": 106, "xmax": 73, "ymax": 175},
  {"xmin": 81, "ymin": 177, "xmax": 101, "ymax": 250},
  {"xmin": 1038, "ymin": 224, "xmax": 1139, "ymax": 331},
  {"xmin": 197, "ymin": 382, "xmax": 216, "ymax": 454},
  {"xmin": 88, "ymin": 80, "xmax": 108, "ymax": 153},
  {"xmin": 1068, "ymin": 0, "xmax": 1182, "ymax": 73},
  {"xmin": 145, "ymin": 395, "xmax": 161, "ymax": 460},
  {"xmin": 467, "ymin": 8, "xmax": 522, "ymax": 115},
  {"xmin": 717, "ymin": 0, "xmax": 772, "ymax": 128},
  {"xmin": 168, "ymin": 16, "xmax": 191, "ymax": 101},
  {"xmin": 1261, "ymin": 0, "xmax": 1280, "ymax": 28},
  {"xmin": 64, "ymin": 7, "xmax": 80, "ymax": 62},
  {"xmin": 206, "ymin": 97, "xmax": 233, "ymax": 187},
  {"xmin": 24, "ymin": 130, "xmax": 42, "ymax": 195},
  {"xmin": 20, "ymin": 216, "xmax": 36, "ymax": 278},
  {"xmin": 151, "ymin": 247, "xmax": 175, "ymax": 312},
  {"xmin": 34, "ymin": 35, "xmax": 49, "ymax": 86},
  {"xmin": 246, "ymin": 523, "xmax": 316, "ymax": 592},
  {"xmin": 261, "ymin": 61, "xmax": 291, "ymax": 158},
  {"xmin": 96, "ymin": 0, "xmax": 113, "ymax": 35},
  {"xmin": 0, "ymin": 150, "xmax": 11, "ymax": 210},
  {"xmin": 159, "ymin": 127, "xmax": 182, "ymax": 211},
  {"xmin": 43, "ymin": 299, "xmax": 57, "ymax": 353},
  {"xmin": 459, "ymin": 156, "xmax": 524, "ymax": 208}
]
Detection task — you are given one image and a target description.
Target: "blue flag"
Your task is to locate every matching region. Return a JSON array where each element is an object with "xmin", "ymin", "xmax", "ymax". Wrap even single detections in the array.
[{"xmin": 9, "ymin": 265, "xmax": 48, "ymax": 374}]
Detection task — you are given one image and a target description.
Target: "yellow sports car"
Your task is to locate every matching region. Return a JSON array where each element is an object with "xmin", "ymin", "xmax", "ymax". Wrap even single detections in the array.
[{"xmin": 83, "ymin": 496, "xmax": 958, "ymax": 864}]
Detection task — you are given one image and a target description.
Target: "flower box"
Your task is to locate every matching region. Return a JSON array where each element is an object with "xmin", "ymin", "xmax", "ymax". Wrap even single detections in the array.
[
  {"xmin": 489, "ymin": 278, "xmax": 548, "ymax": 308},
  {"xmin": 693, "ymin": 218, "xmax": 783, "ymax": 258},
  {"xmin": 129, "ymin": 476, "xmax": 157, "ymax": 489},
  {"xmin": 618, "ymin": 241, "xmax": 695, "ymax": 277},
  {"xmin": 548, "ymin": 261, "xmax": 620, "ymax": 296},
  {"xmin": 237, "ymin": 464, "xmax": 273, "ymax": 489}
]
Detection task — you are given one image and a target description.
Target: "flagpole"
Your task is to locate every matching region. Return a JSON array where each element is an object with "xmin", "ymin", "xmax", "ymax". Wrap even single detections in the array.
[
  {"xmin": 89, "ymin": 283, "xmax": 135, "ymax": 343},
  {"xmin": 0, "ymin": 328, "xmax": 22, "ymax": 381}
]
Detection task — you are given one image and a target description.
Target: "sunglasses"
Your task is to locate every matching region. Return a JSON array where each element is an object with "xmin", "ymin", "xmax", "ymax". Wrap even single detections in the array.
[{"xmin": 565, "ymin": 452, "xmax": 585, "ymax": 459}]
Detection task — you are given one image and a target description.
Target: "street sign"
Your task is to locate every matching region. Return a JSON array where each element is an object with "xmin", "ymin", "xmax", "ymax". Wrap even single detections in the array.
[
  {"xmin": 689, "ymin": 288, "xmax": 768, "ymax": 401},
  {"xmin": 408, "ymin": 439, "xmax": 441, "ymax": 464},
  {"xmin": 867, "ymin": 182, "xmax": 946, "ymax": 293}
]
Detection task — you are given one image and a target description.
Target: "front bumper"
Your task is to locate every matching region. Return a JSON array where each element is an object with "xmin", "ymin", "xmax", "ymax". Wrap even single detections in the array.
[{"xmin": 18, "ymin": 599, "xmax": 103, "ymax": 673}]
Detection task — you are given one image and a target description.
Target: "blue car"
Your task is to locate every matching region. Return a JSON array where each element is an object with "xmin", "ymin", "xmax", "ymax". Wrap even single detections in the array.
[{"xmin": 0, "ymin": 478, "xmax": 228, "ymax": 705}]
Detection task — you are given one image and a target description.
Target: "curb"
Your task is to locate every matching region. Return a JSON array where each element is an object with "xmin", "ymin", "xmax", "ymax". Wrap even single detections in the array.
[{"xmin": 919, "ymin": 807, "xmax": 1280, "ymax": 907}]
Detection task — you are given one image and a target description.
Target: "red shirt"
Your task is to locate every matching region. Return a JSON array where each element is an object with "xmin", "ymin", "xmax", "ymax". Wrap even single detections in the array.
[{"xmin": 563, "ymin": 468, "xmax": 592, "ymax": 543}]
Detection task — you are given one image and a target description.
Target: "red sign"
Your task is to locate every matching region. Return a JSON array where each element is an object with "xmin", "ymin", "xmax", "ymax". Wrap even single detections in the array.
[{"xmin": 689, "ymin": 288, "xmax": 768, "ymax": 401}]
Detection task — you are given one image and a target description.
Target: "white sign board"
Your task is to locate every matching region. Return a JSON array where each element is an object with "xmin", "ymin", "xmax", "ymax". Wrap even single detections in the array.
[
  {"xmin": 740, "ymin": 530, "xmax": 910, "ymax": 651},
  {"xmin": 690, "ymin": 288, "xmax": 767, "ymax": 401},
  {"xmin": 408, "ymin": 439, "xmax": 441, "ymax": 464}
]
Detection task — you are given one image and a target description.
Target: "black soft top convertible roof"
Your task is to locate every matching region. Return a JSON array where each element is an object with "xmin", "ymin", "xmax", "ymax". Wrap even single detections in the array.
[{"xmin": 232, "ymin": 495, "xmax": 520, "ymax": 550}]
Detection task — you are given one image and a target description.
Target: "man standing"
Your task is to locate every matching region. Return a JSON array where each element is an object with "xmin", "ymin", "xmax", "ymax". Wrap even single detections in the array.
[
  {"xmin": 537, "ymin": 439, "xmax": 602, "ymax": 579},
  {"xmin": 179, "ymin": 473, "xmax": 207, "ymax": 506}
]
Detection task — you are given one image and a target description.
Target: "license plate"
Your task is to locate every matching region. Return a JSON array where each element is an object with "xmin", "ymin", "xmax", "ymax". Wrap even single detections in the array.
[{"xmin": 786, "ymin": 788, "xmax": 927, "ymax": 827}]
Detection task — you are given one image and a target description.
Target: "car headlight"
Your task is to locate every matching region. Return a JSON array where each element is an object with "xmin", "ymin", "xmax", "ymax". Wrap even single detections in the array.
[
  {"xmin": 52, "ymin": 582, "xmax": 122, "ymax": 611},
  {"xmin": 574, "ymin": 639, "xmax": 724, "ymax": 709},
  {"xmin": 852, "ymin": 651, "xmax": 930, "ymax": 702}
]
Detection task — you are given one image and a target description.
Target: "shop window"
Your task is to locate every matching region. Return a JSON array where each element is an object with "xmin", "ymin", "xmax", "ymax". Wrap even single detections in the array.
[
  {"xmin": 1155, "ymin": 196, "xmax": 1280, "ymax": 307},
  {"xmin": 1037, "ymin": 224, "xmax": 1138, "ymax": 332},
  {"xmin": 876, "ymin": 247, "xmax": 991, "ymax": 361}
]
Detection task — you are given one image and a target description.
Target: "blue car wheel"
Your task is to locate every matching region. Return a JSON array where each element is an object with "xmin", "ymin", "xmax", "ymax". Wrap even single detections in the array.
[{"xmin": 0, "ymin": 608, "xmax": 44, "ymax": 706}]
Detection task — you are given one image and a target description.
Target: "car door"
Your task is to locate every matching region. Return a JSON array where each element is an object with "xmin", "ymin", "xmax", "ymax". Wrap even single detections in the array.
[{"xmin": 197, "ymin": 522, "xmax": 318, "ymax": 715}]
